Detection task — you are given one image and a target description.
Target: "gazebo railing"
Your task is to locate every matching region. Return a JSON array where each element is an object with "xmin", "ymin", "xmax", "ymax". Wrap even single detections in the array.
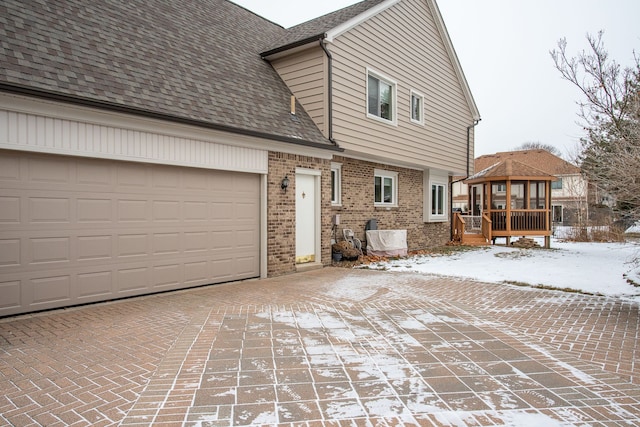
[{"xmin": 490, "ymin": 210, "xmax": 548, "ymax": 231}]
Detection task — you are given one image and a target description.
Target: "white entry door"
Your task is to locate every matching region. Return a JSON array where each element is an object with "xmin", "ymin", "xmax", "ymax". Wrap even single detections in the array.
[{"xmin": 295, "ymin": 171, "xmax": 319, "ymax": 264}]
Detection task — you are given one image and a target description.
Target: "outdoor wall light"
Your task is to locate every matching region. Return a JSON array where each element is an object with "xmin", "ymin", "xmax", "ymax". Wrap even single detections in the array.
[{"xmin": 281, "ymin": 175, "xmax": 290, "ymax": 192}]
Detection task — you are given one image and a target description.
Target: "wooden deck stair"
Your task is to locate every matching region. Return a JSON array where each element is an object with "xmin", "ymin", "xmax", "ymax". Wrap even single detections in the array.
[{"xmin": 462, "ymin": 233, "xmax": 490, "ymax": 246}]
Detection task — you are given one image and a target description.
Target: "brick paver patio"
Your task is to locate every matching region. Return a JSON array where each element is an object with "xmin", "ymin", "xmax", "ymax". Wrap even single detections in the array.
[{"xmin": 1, "ymin": 268, "xmax": 639, "ymax": 426}]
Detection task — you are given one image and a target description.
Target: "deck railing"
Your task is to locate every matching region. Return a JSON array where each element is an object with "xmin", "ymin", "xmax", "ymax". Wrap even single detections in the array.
[
  {"xmin": 489, "ymin": 210, "xmax": 548, "ymax": 232},
  {"xmin": 452, "ymin": 212, "xmax": 465, "ymax": 243},
  {"xmin": 481, "ymin": 213, "xmax": 492, "ymax": 242}
]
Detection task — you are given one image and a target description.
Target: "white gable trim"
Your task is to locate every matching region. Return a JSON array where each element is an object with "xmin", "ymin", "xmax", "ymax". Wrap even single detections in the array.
[{"xmin": 325, "ymin": 0, "xmax": 401, "ymax": 43}]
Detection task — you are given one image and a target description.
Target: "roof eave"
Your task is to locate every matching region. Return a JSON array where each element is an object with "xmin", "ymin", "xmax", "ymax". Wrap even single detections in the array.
[
  {"xmin": 261, "ymin": 34, "xmax": 326, "ymax": 60},
  {"xmin": 0, "ymin": 83, "xmax": 343, "ymax": 153}
]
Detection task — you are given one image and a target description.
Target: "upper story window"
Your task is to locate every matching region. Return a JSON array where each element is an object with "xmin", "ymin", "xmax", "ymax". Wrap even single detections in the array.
[
  {"xmin": 367, "ymin": 69, "xmax": 397, "ymax": 125},
  {"xmin": 551, "ymin": 177, "xmax": 563, "ymax": 190},
  {"xmin": 374, "ymin": 169, "xmax": 398, "ymax": 206},
  {"xmin": 410, "ymin": 90, "xmax": 424, "ymax": 125},
  {"xmin": 331, "ymin": 162, "xmax": 342, "ymax": 206}
]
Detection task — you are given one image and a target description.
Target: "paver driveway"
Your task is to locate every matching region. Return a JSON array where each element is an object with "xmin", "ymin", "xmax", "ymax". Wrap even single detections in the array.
[{"xmin": 1, "ymin": 267, "xmax": 639, "ymax": 426}]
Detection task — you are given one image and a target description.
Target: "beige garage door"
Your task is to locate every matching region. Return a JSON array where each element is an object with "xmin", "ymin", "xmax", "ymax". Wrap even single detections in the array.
[{"xmin": 0, "ymin": 150, "xmax": 260, "ymax": 317}]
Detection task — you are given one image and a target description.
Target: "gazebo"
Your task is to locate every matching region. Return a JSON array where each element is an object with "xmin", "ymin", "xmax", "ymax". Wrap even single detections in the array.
[{"xmin": 453, "ymin": 159, "xmax": 557, "ymax": 248}]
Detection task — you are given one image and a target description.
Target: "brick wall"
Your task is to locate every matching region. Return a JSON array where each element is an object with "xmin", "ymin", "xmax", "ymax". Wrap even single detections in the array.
[
  {"xmin": 267, "ymin": 152, "xmax": 332, "ymax": 277},
  {"xmin": 332, "ymin": 156, "xmax": 451, "ymax": 251}
]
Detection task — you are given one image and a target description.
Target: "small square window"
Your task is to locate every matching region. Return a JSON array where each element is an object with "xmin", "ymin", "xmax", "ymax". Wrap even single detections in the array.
[
  {"xmin": 374, "ymin": 169, "xmax": 398, "ymax": 206},
  {"xmin": 410, "ymin": 91, "xmax": 424, "ymax": 125},
  {"xmin": 551, "ymin": 178, "xmax": 563, "ymax": 190}
]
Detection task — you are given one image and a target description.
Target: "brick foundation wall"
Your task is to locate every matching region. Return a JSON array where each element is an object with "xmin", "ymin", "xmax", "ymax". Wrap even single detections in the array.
[
  {"xmin": 267, "ymin": 152, "xmax": 332, "ymax": 277},
  {"xmin": 332, "ymin": 156, "xmax": 451, "ymax": 251}
]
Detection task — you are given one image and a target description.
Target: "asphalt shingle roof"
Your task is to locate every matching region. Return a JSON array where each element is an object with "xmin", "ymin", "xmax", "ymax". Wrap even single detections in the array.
[
  {"xmin": 262, "ymin": 0, "xmax": 388, "ymax": 55},
  {"xmin": 466, "ymin": 159, "xmax": 556, "ymax": 184},
  {"xmin": 474, "ymin": 150, "xmax": 580, "ymax": 176},
  {"xmin": 0, "ymin": 0, "xmax": 335, "ymax": 147}
]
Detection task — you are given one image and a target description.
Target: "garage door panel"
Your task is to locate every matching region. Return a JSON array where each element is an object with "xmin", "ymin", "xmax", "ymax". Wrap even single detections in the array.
[
  {"xmin": 31, "ymin": 275, "xmax": 71, "ymax": 305},
  {"xmin": 29, "ymin": 197, "xmax": 71, "ymax": 223},
  {"xmin": 184, "ymin": 201, "xmax": 208, "ymax": 221},
  {"xmin": 0, "ymin": 196, "xmax": 20, "ymax": 224},
  {"xmin": 0, "ymin": 280, "xmax": 21, "ymax": 310},
  {"xmin": 77, "ymin": 235, "xmax": 113, "ymax": 261},
  {"xmin": 184, "ymin": 231, "xmax": 209, "ymax": 252},
  {"xmin": 152, "ymin": 264, "xmax": 182, "ymax": 289},
  {"xmin": 77, "ymin": 198, "xmax": 113, "ymax": 223},
  {"xmin": 28, "ymin": 157, "xmax": 71, "ymax": 184},
  {"xmin": 0, "ymin": 153, "xmax": 20, "ymax": 181},
  {"xmin": 117, "ymin": 199, "xmax": 149, "ymax": 222},
  {"xmin": 117, "ymin": 234, "xmax": 149, "ymax": 258},
  {"xmin": 116, "ymin": 163, "xmax": 149, "ymax": 188},
  {"xmin": 77, "ymin": 271, "xmax": 113, "ymax": 298},
  {"xmin": 210, "ymin": 258, "xmax": 234, "ymax": 281},
  {"xmin": 152, "ymin": 200, "xmax": 180, "ymax": 222},
  {"xmin": 0, "ymin": 151, "xmax": 260, "ymax": 316},
  {"xmin": 0, "ymin": 239, "xmax": 21, "ymax": 267},
  {"xmin": 77, "ymin": 162, "xmax": 112, "ymax": 186},
  {"xmin": 184, "ymin": 261, "xmax": 208, "ymax": 284},
  {"xmin": 117, "ymin": 267, "xmax": 149, "ymax": 293},
  {"xmin": 29, "ymin": 236, "xmax": 70, "ymax": 264},
  {"xmin": 236, "ymin": 256, "xmax": 259, "ymax": 276}
]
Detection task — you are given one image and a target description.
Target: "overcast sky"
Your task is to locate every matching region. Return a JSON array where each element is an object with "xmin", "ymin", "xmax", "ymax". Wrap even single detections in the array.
[{"xmin": 232, "ymin": 0, "xmax": 640, "ymax": 158}]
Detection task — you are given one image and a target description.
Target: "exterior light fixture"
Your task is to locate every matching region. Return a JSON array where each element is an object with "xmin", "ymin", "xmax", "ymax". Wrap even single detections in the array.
[{"xmin": 281, "ymin": 175, "xmax": 290, "ymax": 192}]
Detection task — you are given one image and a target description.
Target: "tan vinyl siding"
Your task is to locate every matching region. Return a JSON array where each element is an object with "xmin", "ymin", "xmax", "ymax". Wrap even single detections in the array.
[
  {"xmin": 329, "ymin": 0, "xmax": 474, "ymax": 174},
  {"xmin": 271, "ymin": 48, "xmax": 327, "ymax": 136}
]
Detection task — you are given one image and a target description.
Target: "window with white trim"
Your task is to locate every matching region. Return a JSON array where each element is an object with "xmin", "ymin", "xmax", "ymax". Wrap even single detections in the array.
[
  {"xmin": 374, "ymin": 169, "xmax": 398, "ymax": 206},
  {"xmin": 367, "ymin": 70, "xmax": 397, "ymax": 124},
  {"xmin": 431, "ymin": 183, "xmax": 446, "ymax": 217},
  {"xmin": 410, "ymin": 91, "xmax": 424, "ymax": 125},
  {"xmin": 331, "ymin": 162, "xmax": 342, "ymax": 205}
]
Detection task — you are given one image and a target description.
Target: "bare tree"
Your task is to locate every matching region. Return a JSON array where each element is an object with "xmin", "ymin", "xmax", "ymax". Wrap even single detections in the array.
[
  {"xmin": 551, "ymin": 31, "xmax": 640, "ymax": 220},
  {"xmin": 515, "ymin": 141, "xmax": 562, "ymax": 157}
]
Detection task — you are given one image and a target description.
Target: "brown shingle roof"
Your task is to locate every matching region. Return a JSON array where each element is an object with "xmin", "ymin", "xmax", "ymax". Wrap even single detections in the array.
[
  {"xmin": 0, "ymin": 0, "xmax": 333, "ymax": 147},
  {"xmin": 474, "ymin": 150, "xmax": 580, "ymax": 176},
  {"xmin": 465, "ymin": 159, "xmax": 556, "ymax": 184}
]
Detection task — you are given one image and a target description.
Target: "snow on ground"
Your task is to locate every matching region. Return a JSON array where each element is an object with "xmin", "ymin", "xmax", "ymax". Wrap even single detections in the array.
[{"xmin": 366, "ymin": 237, "xmax": 640, "ymax": 302}]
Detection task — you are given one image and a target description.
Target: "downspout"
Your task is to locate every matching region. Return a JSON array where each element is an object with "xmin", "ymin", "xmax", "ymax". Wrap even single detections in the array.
[
  {"xmin": 450, "ymin": 119, "xmax": 481, "ymax": 241},
  {"xmin": 320, "ymin": 38, "xmax": 336, "ymax": 143},
  {"xmin": 466, "ymin": 119, "xmax": 481, "ymax": 176}
]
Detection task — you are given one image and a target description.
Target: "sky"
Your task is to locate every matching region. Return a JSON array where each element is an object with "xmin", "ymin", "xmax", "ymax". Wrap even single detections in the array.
[{"xmin": 231, "ymin": 0, "xmax": 640, "ymax": 158}]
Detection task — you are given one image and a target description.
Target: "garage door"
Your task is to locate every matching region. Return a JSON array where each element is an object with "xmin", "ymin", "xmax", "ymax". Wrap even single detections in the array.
[{"xmin": 0, "ymin": 150, "xmax": 260, "ymax": 316}]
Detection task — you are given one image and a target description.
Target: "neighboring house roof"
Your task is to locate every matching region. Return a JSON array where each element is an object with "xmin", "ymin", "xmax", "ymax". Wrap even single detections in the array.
[
  {"xmin": 0, "ymin": 0, "xmax": 333, "ymax": 147},
  {"xmin": 262, "ymin": 0, "xmax": 480, "ymax": 122},
  {"xmin": 474, "ymin": 150, "xmax": 580, "ymax": 176},
  {"xmin": 465, "ymin": 159, "xmax": 555, "ymax": 184}
]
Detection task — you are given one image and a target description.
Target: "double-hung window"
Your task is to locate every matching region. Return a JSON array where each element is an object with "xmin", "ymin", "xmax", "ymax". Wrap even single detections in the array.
[
  {"xmin": 367, "ymin": 70, "xmax": 397, "ymax": 124},
  {"xmin": 410, "ymin": 90, "xmax": 424, "ymax": 125},
  {"xmin": 374, "ymin": 169, "xmax": 398, "ymax": 206},
  {"xmin": 431, "ymin": 183, "xmax": 446, "ymax": 217}
]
